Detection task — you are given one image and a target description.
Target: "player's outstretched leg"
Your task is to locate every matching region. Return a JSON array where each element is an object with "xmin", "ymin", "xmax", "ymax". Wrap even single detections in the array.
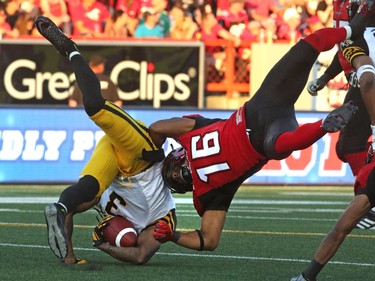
[
  {"xmin": 322, "ymin": 100, "xmax": 358, "ymax": 132},
  {"xmin": 35, "ymin": 16, "xmax": 78, "ymax": 57},
  {"xmin": 35, "ymin": 15, "xmax": 105, "ymax": 116},
  {"xmin": 44, "ymin": 203, "xmax": 68, "ymax": 259}
]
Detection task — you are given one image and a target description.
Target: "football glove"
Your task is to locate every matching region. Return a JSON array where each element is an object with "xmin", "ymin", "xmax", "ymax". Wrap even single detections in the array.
[
  {"xmin": 153, "ymin": 221, "xmax": 173, "ymax": 243},
  {"xmin": 347, "ymin": 70, "xmax": 359, "ymax": 88},
  {"xmin": 307, "ymin": 77, "xmax": 328, "ymax": 96},
  {"xmin": 365, "ymin": 144, "xmax": 374, "ymax": 164},
  {"xmin": 92, "ymin": 215, "xmax": 111, "ymax": 247},
  {"xmin": 340, "ymin": 40, "xmax": 366, "ymax": 66}
]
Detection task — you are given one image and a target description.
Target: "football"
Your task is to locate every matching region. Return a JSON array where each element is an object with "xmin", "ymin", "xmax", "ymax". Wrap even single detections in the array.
[{"xmin": 103, "ymin": 216, "xmax": 137, "ymax": 247}]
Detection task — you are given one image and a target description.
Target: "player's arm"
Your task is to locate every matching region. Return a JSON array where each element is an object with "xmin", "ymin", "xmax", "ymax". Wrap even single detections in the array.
[
  {"xmin": 307, "ymin": 52, "xmax": 343, "ymax": 96},
  {"xmin": 149, "ymin": 117, "xmax": 196, "ymax": 146},
  {"xmin": 95, "ymin": 228, "xmax": 161, "ymax": 264},
  {"xmin": 64, "ymin": 199, "xmax": 98, "ymax": 264},
  {"xmin": 154, "ymin": 210, "xmax": 227, "ymax": 251}
]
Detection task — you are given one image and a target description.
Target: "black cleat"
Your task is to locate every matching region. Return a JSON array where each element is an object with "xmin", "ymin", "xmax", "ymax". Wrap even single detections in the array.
[
  {"xmin": 356, "ymin": 210, "xmax": 375, "ymax": 229},
  {"xmin": 349, "ymin": 0, "xmax": 375, "ymax": 39},
  {"xmin": 44, "ymin": 203, "xmax": 68, "ymax": 259},
  {"xmin": 35, "ymin": 16, "xmax": 78, "ymax": 56},
  {"xmin": 322, "ymin": 101, "xmax": 358, "ymax": 132}
]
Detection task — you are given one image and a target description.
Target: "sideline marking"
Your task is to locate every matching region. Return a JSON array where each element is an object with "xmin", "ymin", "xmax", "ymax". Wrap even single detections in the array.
[{"xmin": 0, "ymin": 242, "xmax": 373, "ymax": 267}]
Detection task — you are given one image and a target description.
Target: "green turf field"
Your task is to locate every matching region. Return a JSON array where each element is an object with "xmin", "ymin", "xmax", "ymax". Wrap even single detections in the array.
[{"xmin": 0, "ymin": 185, "xmax": 374, "ymax": 281}]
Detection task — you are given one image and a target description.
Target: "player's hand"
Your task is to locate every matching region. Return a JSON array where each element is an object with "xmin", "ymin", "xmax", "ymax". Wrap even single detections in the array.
[
  {"xmin": 92, "ymin": 215, "xmax": 111, "ymax": 247},
  {"xmin": 153, "ymin": 221, "xmax": 173, "ymax": 243},
  {"xmin": 307, "ymin": 78, "xmax": 327, "ymax": 96}
]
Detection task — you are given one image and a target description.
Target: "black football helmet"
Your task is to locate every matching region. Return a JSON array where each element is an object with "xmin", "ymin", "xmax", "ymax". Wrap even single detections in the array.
[{"xmin": 162, "ymin": 147, "xmax": 193, "ymax": 193}]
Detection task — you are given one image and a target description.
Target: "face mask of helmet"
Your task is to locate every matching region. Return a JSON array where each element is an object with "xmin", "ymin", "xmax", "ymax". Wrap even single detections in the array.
[{"xmin": 162, "ymin": 148, "xmax": 193, "ymax": 193}]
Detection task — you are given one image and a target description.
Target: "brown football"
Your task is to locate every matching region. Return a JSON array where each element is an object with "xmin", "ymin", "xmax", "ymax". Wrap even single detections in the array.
[{"xmin": 103, "ymin": 216, "xmax": 137, "ymax": 247}]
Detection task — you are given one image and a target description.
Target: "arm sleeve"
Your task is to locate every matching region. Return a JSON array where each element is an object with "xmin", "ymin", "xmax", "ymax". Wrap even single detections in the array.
[
  {"xmin": 70, "ymin": 82, "xmax": 82, "ymax": 102},
  {"xmin": 322, "ymin": 52, "xmax": 343, "ymax": 81}
]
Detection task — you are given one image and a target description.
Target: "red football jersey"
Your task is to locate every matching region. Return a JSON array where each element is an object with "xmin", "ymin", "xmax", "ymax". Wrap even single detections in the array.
[
  {"xmin": 355, "ymin": 160, "xmax": 375, "ymax": 194},
  {"xmin": 177, "ymin": 105, "xmax": 266, "ymax": 215},
  {"xmin": 333, "ymin": 0, "xmax": 354, "ymax": 74},
  {"xmin": 333, "ymin": 0, "xmax": 351, "ymax": 23}
]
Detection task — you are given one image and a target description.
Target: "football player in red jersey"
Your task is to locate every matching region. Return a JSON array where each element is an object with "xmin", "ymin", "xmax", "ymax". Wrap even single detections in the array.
[
  {"xmin": 307, "ymin": 0, "xmax": 375, "ymax": 229},
  {"xmin": 150, "ymin": 8, "xmax": 374, "ymax": 253},
  {"xmin": 308, "ymin": 0, "xmax": 375, "ymax": 176},
  {"xmin": 290, "ymin": 43, "xmax": 375, "ymax": 281}
]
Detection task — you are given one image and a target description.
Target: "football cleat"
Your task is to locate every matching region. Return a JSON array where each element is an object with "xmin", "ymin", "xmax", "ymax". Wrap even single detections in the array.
[
  {"xmin": 44, "ymin": 203, "xmax": 68, "ymax": 259},
  {"xmin": 290, "ymin": 274, "xmax": 308, "ymax": 281},
  {"xmin": 63, "ymin": 258, "xmax": 88, "ymax": 265},
  {"xmin": 290, "ymin": 274, "xmax": 316, "ymax": 281},
  {"xmin": 322, "ymin": 101, "xmax": 358, "ymax": 132},
  {"xmin": 355, "ymin": 210, "xmax": 375, "ymax": 229},
  {"xmin": 35, "ymin": 16, "xmax": 79, "ymax": 57}
]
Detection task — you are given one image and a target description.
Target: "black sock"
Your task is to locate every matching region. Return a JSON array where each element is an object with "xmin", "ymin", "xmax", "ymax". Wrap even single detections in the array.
[
  {"xmin": 303, "ymin": 259, "xmax": 324, "ymax": 281},
  {"xmin": 70, "ymin": 55, "xmax": 105, "ymax": 116},
  {"xmin": 58, "ymin": 175, "xmax": 99, "ymax": 213}
]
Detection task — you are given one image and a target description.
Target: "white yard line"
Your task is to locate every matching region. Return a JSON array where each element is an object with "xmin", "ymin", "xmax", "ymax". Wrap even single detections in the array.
[
  {"xmin": 0, "ymin": 197, "xmax": 350, "ymax": 205},
  {"xmin": 0, "ymin": 242, "xmax": 373, "ymax": 267}
]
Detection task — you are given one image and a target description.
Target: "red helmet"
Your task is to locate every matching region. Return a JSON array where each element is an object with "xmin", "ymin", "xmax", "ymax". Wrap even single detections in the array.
[{"xmin": 162, "ymin": 147, "xmax": 193, "ymax": 194}]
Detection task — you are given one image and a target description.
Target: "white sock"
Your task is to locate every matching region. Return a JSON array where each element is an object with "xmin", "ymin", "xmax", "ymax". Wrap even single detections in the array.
[{"xmin": 57, "ymin": 202, "xmax": 68, "ymax": 213}]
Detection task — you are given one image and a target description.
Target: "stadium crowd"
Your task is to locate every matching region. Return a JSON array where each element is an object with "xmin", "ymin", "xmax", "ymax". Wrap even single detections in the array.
[{"xmin": 0, "ymin": 0, "xmax": 333, "ymax": 43}]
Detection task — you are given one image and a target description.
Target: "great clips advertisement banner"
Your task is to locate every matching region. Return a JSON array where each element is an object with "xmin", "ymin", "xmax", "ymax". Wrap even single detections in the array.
[
  {"xmin": 0, "ymin": 39, "xmax": 204, "ymax": 108},
  {"xmin": 0, "ymin": 107, "xmax": 354, "ymax": 185}
]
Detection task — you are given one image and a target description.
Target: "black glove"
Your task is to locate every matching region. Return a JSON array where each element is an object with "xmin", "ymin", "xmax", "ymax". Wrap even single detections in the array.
[
  {"xmin": 347, "ymin": 71, "xmax": 359, "ymax": 88},
  {"xmin": 92, "ymin": 215, "xmax": 111, "ymax": 247},
  {"xmin": 307, "ymin": 75, "xmax": 329, "ymax": 96}
]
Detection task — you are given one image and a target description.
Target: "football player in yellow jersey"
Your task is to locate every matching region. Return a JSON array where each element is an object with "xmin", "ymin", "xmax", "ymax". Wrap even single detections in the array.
[{"xmin": 35, "ymin": 16, "xmax": 167, "ymax": 263}]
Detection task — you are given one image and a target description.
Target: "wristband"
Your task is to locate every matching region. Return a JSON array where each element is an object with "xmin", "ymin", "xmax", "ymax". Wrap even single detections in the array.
[
  {"xmin": 195, "ymin": 229, "xmax": 205, "ymax": 251},
  {"xmin": 172, "ymin": 231, "xmax": 181, "ymax": 242}
]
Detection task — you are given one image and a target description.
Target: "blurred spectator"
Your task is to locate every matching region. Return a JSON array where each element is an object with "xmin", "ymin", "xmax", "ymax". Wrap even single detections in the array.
[
  {"xmin": 39, "ymin": 0, "xmax": 71, "ymax": 34},
  {"xmin": 171, "ymin": 0, "xmax": 200, "ymax": 14},
  {"xmin": 69, "ymin": 55, "xmax": 122, "ymax": 107},
  {"xmin": 217, "ymin": 0, "xmax": 259, "ymax": 41},
  {"xmin": 14, "ymin": 0, "xmax": 41, "ymax": 36},
  {"xmin": 111, "ymin": 0, "xmax": 142, "ymax": 37},
  {"xmin": 305, "ymin": 14, "xmax": 325, "ymax": 34},
  {"xmin": 170, "ymin": 7, "xmax": 198, "ymax": 39},
  {"xmin": 195, "ymin": 5, "xmax": 242, "ymax": 82},
  {"xmin": 68, "ymin": 0, "xmax": 112, "ymax": 37},
  {"xmin": 247, "ymin": 0, "xmax": 279, "ymax": 24},
  {"xmin": 4, "ymin": 0, "xmax": 21, "ymax": 29},
  {"xmin": 134, "ymin": 8, "xmax": 164, "ymax": 38},
  {"xmin": 277, "ymin": 5, "xmax": 302, "ymax": 42},
  {"xmin": 150, "ymin": 0, "xmax": 170, "ymax": 37},
  {"xmin": 0, "ymin": 5, "xmax": 19, "ymax": 38},
  {"xmin": 316, "ymin": 0, "xmax": 333, "ymax": 27}
]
